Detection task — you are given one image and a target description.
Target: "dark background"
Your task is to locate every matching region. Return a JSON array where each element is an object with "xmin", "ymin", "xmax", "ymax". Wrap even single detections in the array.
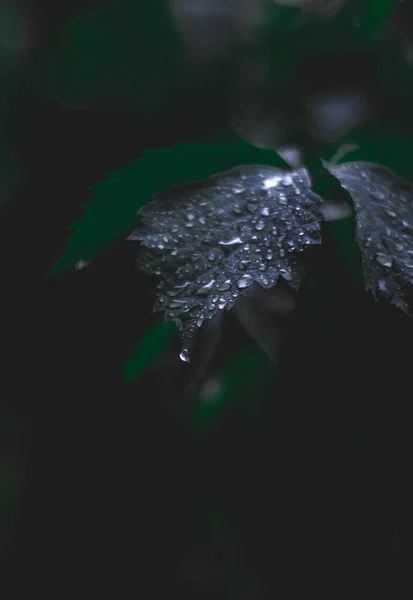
[{"xmin": 2, "ymin": 0, "xmax": 413, "ymax": 597}]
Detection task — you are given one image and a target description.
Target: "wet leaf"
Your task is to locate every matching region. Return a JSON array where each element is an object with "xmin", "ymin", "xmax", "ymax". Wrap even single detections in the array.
[
  {"xmin": 325, "ymin": 161, "xmax": 413, "ymax": 312},
  {"xmin": 128, "ymin": 165, "xmax": 323, "ymax": 360}
]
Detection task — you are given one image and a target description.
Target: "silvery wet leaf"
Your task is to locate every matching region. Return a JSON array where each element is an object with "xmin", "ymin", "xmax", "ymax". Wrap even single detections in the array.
[
  {"xmin": 325, "ymin": 161, "xmax": 413, "ymax": 312},
  {"xmin": 128, "ymin": 165, "xmax": 323, "ymax": 361}
]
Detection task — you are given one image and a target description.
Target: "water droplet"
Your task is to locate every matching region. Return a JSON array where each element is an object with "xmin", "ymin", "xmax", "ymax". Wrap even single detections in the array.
[
  {"xmin": 74, "ymin": 260, "xmax": 89, "ymax": 270},
  {"xmin": 163, "ymin": 235, "xmax": 169, "ymax": 243},
  {"xmin": 207, "ymin": 251, "xmax": 216, "ymax": 261},
  {"xmin": 218, "ymin": 301, "xmax": 226, "ymax": 309},
  {"xmin": 198, "ymin": 217, "xmax": 206, "ymax": 225},
  {"xmin": 218, "ymin": 237, "xmax": 242, "ymax": 246},
  {"xmin": 170, "ymin": 249, "xmax": 178, "ymax": 256},
  {"xmin": 395, "ymin": 244, "xmax": 404, "ymax": 252},
  {"xmin": 187, "ymin": 213, "xmax": 195, "ymax": 220},
  {"xmin": 378, "ymin": 280, "xmax": 388, "ymax": 294},
  {"xmin": 255, "ymin": 220, "xmax": 265, "ymax": 231},
  {"xmin": 168, "ymin": 300, "xmax": 188, "ymax": 309},
  {"xmin": 258, "ymin": 264, "xmax": 267, "ymax": 271},
  {"xmin": 237, "ymin": 275, "xmax": 252, "ymax": 289},
  {"xmin": 171, "ymin": 224, "xmax": 179, "ymax": 233},
  {"xmin": 196, "ymin": 279, "xmax": 216, "ymax": 295},
  {"xmin": 179, "ymin": 349, "xmax": 191, "ymax": 363},
  {"xmin": 266, "ymin": 250, "xmax": 273, "ymax": 260},
  {"xmin": 280, "ymin": 268, "xmax": 293, "ymax": 281},
  {"xmin": 383, "ymin": 207, "xmax": 396, "ymax": 218},
  {"xmin": 238, "ymin": 260, "xmax": 251, "ymax": 271},
  {"xmin": 233, "ymin": 186, "xmax": 246, "ymax": 194},
  {"xmin": 157, "ymin": 243, "xmax": 164, "ymax": 250},
  {"xmin": 279, "ymin": 249, "xmax": 285, "ymax": 257},
  {"xmin": 261, "ymin": 206, "xmax": 270, "ymax": 216},
  {"xmin": 271, "ymin": 227, "xmax": 278, "ymax": 236},
  {"xmin": 216, "ymin": 280, "xmax": 231, "ymax": 292},
  {"xmin": 263, "ymin": 174, "xmax": 293, "ymax": 189},
  {"xmin": 376, "ymin": 253, "xmax": 393, "ymax": 268},
  {"xmin": 197, "ymin": 318, "xmax": 204, "ymax": 327},
  {"xmin": 208, "ymin": 304, "xmax": 216, "ymax": 311},
  {"xmin": 185, "ymin": 221, "xmax": 194, "ymax": 228}
]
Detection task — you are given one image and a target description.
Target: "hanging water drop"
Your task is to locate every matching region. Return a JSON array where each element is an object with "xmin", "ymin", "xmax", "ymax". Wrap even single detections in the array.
[{"xmin": 179, "ymin": 349, "xmax": 191, "ymax": 363}]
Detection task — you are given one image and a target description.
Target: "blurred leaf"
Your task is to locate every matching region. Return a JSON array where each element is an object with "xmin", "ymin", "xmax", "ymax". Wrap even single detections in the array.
[
  {"xmin": 358, "ymin": 0, "xmax": 396, "ymax": 38},
  {"xmin": 326, "ymin": 160, "xmax": 413, "ymax": 312},
  {"xmin": 30, "ymin": 0, "xmax": 184, "ymax": 113},
  {"xmin": 129, "ymin": 165, "xmax": 323, "ymax": 360},
  {"xmin": 123, "ymin": 319, "xmax": 176, "ymax": 383},
  {"xmin": 52, "ymin": 141, "xmax": 286, "ymax": 274},
  {"xmin": 188, "ymin": 345, "xmax": 273, "ymax": 434}
]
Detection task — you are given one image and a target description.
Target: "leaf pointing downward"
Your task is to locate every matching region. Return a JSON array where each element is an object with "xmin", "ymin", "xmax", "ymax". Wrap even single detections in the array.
[
  {"xmin": 325, "ymin": 161, "xmax": 413, "ymax": 312},
  {"xmin": 128, "ymin": 165, "xmax": 323, "ymax": 361}
]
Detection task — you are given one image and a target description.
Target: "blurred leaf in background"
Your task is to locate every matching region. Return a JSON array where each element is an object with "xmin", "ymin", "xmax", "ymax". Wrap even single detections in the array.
[
  {"xmin": 188, "ymin": 345, "xmax": 274, "ymax": 435},
  {"xmin": 123, "ymin": 319, "xmax": 176, "ymax": 383}
]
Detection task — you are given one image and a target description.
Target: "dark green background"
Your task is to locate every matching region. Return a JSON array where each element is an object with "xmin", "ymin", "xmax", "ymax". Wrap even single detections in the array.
[{"xmin": 2, "ymin": 0, "xmax": 413, "ymax": 597}]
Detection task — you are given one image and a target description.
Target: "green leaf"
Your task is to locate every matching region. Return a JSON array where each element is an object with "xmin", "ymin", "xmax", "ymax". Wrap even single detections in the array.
[
  {"xmin": 123, "ymin": 319, "xmax": 176, "ymax": 383},
  {"xmin": 358, "ymin": 0, "xmax": 396, "ymax": 38},
  {"xmin": 187, "ymin": 345, "xmax": 274, "ymax": 435},
  {"xmin": 51, "ymin": 141, "xmax": 286, "ymax": 274},
  {"xmin": 29, "ymin": 0, "xmax": 185, "ymax": 114}
]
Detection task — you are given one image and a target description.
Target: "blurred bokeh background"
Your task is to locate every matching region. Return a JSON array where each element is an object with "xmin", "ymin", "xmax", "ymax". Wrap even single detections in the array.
[{"xmin": 2, "ymin": 0, "xmax": 413, "ymax": 596}]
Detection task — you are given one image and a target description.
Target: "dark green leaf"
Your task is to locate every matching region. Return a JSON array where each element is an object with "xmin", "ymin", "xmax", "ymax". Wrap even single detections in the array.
[
  {"xmin": 51, "ymin": 141, "xmax": 286, "ymax": 274},
  {"xmin": 123, "ymin": 319, "xmax": 176, "ymax": 383}
]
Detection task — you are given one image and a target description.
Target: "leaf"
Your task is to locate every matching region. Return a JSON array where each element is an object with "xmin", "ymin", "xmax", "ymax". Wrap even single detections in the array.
[
  {"xmin": 30, "ymin": 0, "xmax": 185, "ymax": 114},
  {"xmin": 51, "ymin": 141, "xmax": 286, "ymax": 274},
  {"xmin": 325, "ymin": 160, "xmax": 413, "ymax": 312},
  {"xmin": 128, "ymin": 165, "xmax": 323, "ymax": 361},
  {"xmin": 187, "ymin": 345, "xmax": 273, "ymax": 435},
  {"xmin": 123, "ymin": 319, "xmax": 176, "ymax": 383}
]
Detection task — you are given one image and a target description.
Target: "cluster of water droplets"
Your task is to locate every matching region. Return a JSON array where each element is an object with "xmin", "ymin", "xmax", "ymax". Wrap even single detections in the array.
[
  {"xmin": 128, "ymin": 165, "xmax": 323, "ymax": 361},
  {"xmin": 328, "ymin": 162, "xmax": 413, "ymax": 311}
]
